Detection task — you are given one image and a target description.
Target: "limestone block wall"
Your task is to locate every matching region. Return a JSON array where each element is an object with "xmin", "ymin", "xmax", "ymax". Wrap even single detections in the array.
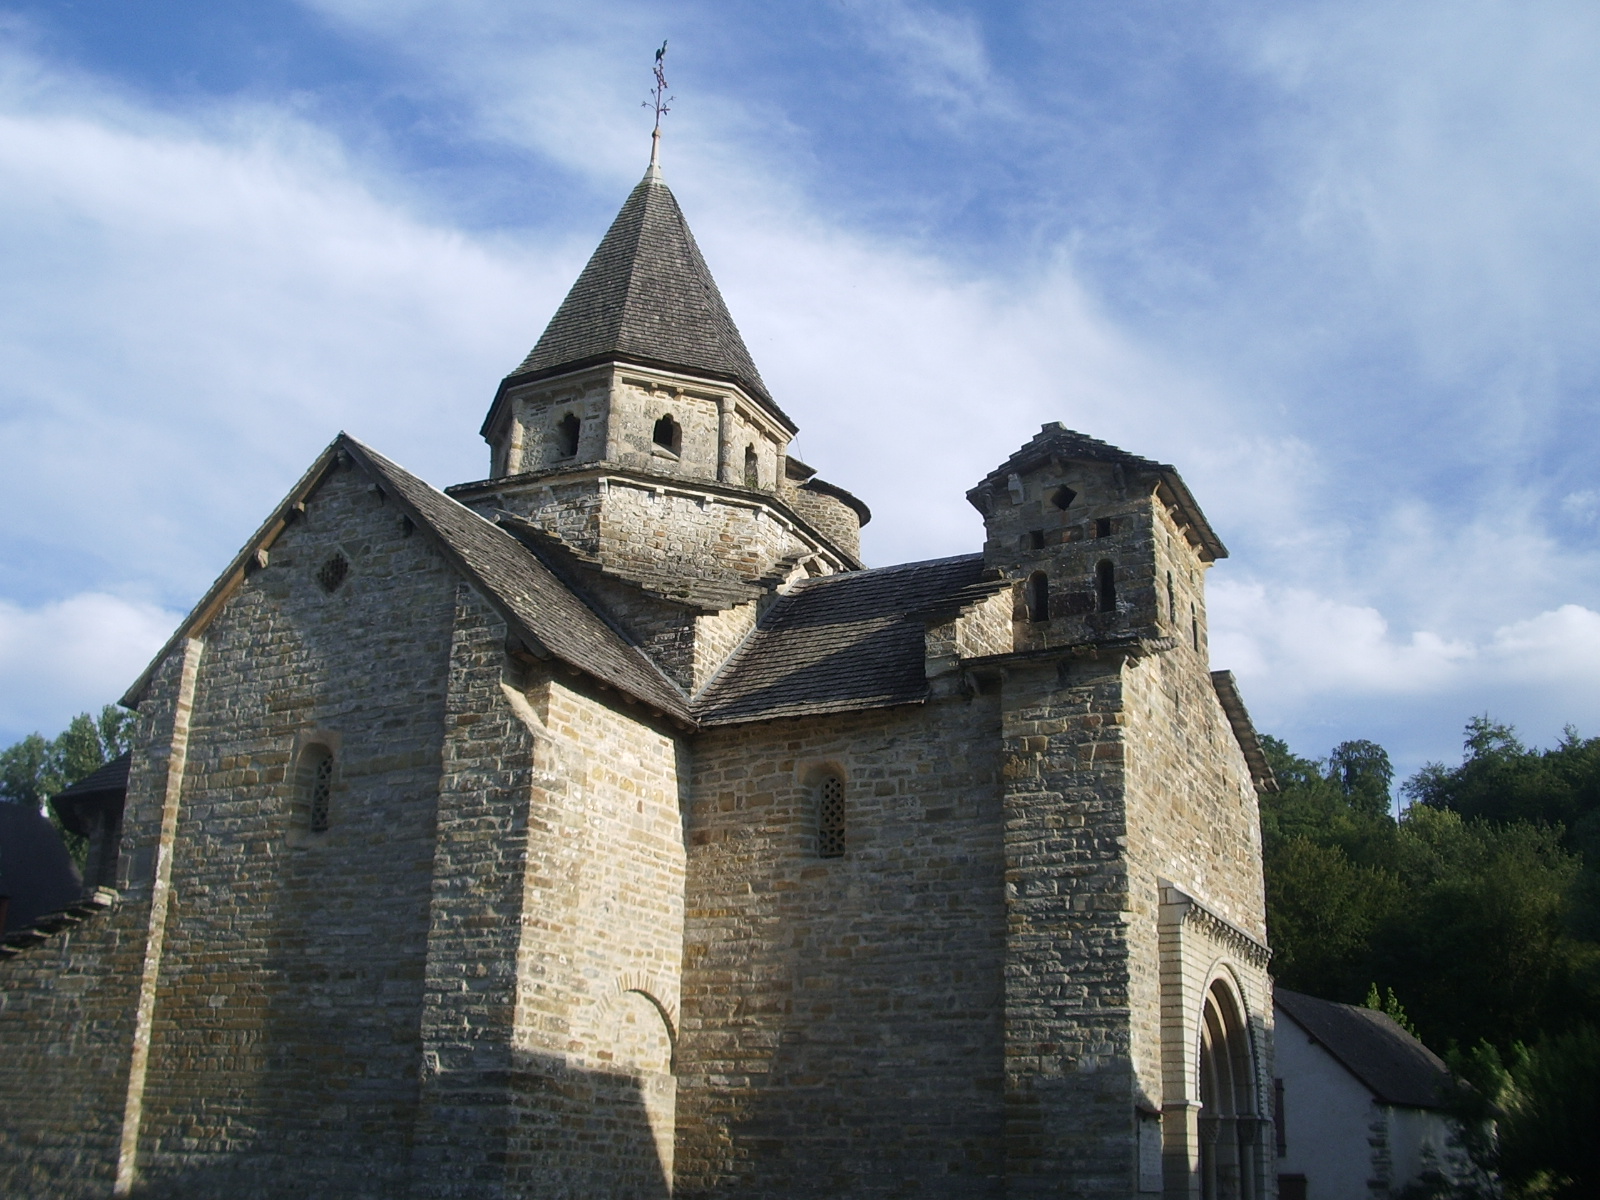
[
  {"xmin": 121, "ymin": 461, "xmax": 455, "ymax": 1198},
  {"xmin": 981, "ymin": 462, "xmax": 1209, "ymax": 654},
  {"xmin": 501, "ymin": 372, "xmax": 611, "ymax": 476},
  {"xmin": 1122, "ymin": 647, "xmax": 1271, "ymax": 1200},
  {"xmin": 781, "ymin": 481, "xmax": 863, "ymax": 564},
  {"xmin": 0, "ymin": 649, "xmax": 193, "ymax": 1200},
  {"xmin": 998, "ymin": 655, "xmax": 1145, "ymax": 1199},
  {"xmin": 593, "ymin": 481, "xmax": 810, "ymax": 596},
  {"xmin": 675, "ymin": 698, "xmax": 1007, "ymax": 1199},
  {"xmin": 409, "ymin": 590, "xmax": 686, "ymax": 1199}
]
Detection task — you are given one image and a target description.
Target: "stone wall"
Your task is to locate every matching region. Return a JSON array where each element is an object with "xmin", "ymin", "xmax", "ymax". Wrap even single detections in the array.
[
  {"xmin": 409, "ymin": 589, "xmax": 686, "ymax": 1199},
  {"xmin": 674, "ymin": 697, "xmax": 1007, "ymax": 1198},
  {"xmin": 121, "ymin": 460, "xmax": 456, "ymax": 1197},
  {"xmin": 997, "ymin": 655, "xmax": 1143, "ymax": 1198},
  {"xmin": 0, "ymin": 648, "xmax": 195, "ymax": 1198}
]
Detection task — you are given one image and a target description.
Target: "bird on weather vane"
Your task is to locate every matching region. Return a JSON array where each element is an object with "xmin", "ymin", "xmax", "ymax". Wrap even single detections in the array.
[{"xmin": 645, "ymin": 41, "xmax": 672, "ymax": 168}]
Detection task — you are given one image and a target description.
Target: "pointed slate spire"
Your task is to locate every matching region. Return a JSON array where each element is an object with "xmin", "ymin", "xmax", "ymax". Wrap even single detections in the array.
[{"xmin": 502, "ymin": 167, "xmax": 785, "ymax": 423}]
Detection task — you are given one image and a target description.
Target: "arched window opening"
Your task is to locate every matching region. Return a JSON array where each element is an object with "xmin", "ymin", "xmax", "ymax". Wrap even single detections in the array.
[
  {"xmin": 1051, "ymin": 486, "xmax": 1077, "ymax": 510},
  {"xmin": 744, "ymin": 444, "xmax": 759, "ymax": 488},
  {"xmin": 1095, "ymin": 560, "xmax": 1117, "ymax": 613},
  {"xmin": 1198, "ymin": 981, "xmax": 1262, "ymax": 1200},
  {"xmin": 1026, "ymin": 571, "xmax": 1050, "ymax": 624},
  {"xmin": 299, "ymin": 744, "xmax": 334, "ymax": 835},
  {"xmin": 818, "ymin": 774, "xmax": 845, "ymax": 858},
  {"xmin": 556, "ymin": 412, "xmax": 580, "ymax": 458},
  {"xmin": 652, "ymin": 414, "xmax": 681, "ymax": 454}
]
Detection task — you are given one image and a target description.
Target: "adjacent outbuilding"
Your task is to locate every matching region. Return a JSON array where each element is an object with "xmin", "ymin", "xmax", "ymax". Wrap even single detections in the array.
[{"xmin": 1274, "ymin": 988, "xmax": 1480, "ymax": 1199}]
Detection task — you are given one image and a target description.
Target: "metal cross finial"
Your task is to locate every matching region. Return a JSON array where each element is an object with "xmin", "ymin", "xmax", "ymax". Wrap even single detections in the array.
[{"xmin": 645, "ymin": 40, "xmax": 672, "ymax": 169}]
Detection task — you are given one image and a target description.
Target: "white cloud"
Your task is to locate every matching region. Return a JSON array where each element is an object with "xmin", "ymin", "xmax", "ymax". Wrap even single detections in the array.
[
  {"xmin": 1211, "ymin": 580, "xmax": 1600, "ymax": 766},
  {"xmin": 835, "ymin": 0, "xmax": 1013, "ymax": 122},
  {"xmin": 3, "ymin": 5, "xmax": 1599, "ymax": 776},
  {"xmin": 0, "ymin": 593, "xmax": 179, "ymax": 739},
  {"xmin": 0, "ymin": 42, "xmax": 563, "ymax": 602}
]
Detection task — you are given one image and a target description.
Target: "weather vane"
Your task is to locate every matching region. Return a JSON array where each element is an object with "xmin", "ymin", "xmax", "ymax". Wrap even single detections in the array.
[{"xmin": 645, "ymin": 40, "xmax": 672, "ymax": 168}]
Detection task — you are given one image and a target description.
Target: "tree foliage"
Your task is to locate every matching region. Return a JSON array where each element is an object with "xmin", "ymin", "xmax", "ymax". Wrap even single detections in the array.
[{"xmin": 1265, "ymin": 720, "xmax": 1600, "ymax": 1196}]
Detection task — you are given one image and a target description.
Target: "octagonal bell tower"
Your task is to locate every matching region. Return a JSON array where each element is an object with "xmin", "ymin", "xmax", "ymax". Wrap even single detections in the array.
[{"xmin": 446, "ymin": 157, "xmax": 870, "ymax": 690}]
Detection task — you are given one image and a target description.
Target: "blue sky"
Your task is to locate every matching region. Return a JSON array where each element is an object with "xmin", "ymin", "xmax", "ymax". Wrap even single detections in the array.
[{"xmin": 2, "ymin": 0, "xmax": 1599, "ymax": 788}]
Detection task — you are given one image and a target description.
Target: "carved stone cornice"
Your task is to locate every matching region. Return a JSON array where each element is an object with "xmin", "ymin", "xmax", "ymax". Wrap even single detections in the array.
[{"xmin": 1159, "ymin": 881, "xmax": 1271, "ymax": 969}]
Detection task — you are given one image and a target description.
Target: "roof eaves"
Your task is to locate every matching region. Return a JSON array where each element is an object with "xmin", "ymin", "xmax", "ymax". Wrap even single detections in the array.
[
  {"xmin": 482, "ymin": 352, "xmax": 795, "ymax": 441},
  {"xmin": 121, "ymin": 439, "xmax": 348, "ymax": 709},
  {"xmin": 1210, "ymin": 671, "xmax": 1278, "ymax": 793}
]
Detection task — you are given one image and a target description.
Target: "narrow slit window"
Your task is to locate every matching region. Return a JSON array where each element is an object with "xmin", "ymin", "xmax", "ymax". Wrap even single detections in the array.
[
  {"xmin": 1166, "ymin": 570, "xmax": 1176, "ymax": 622},
  {"xmin": 1027, "ymin": 571, "xmax": 1050, "ymax": 623},
  {"xmin": 1191, "ymin": 604, "xmax": 1200, "ymax": 651},
  {"xmin": 1095, "ymin": 560, "xmax": 1117, "ymax": 613},
  {"xmin": 300, "ymin": 745, "xmax": 334, "ymax": 835},
  {"xmin": 556, "ymin": 413, "xmax": 580, "ymax": 458},
  {"xmin": 744, "ymin": 445, "xmax": 759, "ymax": 488},
  {"xmin": 818, "ymin": 774, "xmax": 845, "ymax": 858},
  {"xmin": 652, "ymin": 415, "xmax": 681, "ymax": 454}
]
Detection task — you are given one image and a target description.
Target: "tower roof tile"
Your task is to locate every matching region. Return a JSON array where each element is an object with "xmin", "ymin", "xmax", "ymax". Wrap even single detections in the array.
[{"xmin": 494, "ymin": 168, "xmax": 791, "ymax": 431}]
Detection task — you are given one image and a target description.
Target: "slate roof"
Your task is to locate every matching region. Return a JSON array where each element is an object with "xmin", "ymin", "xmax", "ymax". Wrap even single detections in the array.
[
  {"xmin": 122, "ymin": 436, "xmax": 695, "ymax": 725},
  {"xmin": 969, "ymin": 422, "xmax": 1227, "ymax": 561},
  {"xmin": 1276, "ymin": 988, "xmax": 1454, "ymax": 1110},
  {"xmin": 695, "ymin": 554, "xmax": 995, "ymax": 725},
  {"xmin": 346, "ymin": 439, "xmax": 693, "ymax": 723},
  {"xmin": 497, "ymin": 167, "xmax": 789, "ymax": 429},
  {"xmin": 51, "ymin": 752, "xmax": 131, "ymax": 803}
]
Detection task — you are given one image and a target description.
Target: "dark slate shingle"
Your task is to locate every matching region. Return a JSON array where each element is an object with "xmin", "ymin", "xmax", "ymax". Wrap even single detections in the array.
[
  {"xmin": 1276, "ymin": 988, "xmax": 1454, "ymax": 1109},
  {"xmin": 50, "ymin": 751, "xmax": 131, "ymax": 801},
  {"xmin": 695, "ymin": 554, "xmax": 991, "ymax": 725},
  {"xmin": 506, "ymin": 170, "xmax": 779, "ymax": 419}
]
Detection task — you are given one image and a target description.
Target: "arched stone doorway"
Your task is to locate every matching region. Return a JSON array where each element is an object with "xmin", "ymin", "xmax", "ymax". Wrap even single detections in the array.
[{"xmin": 1197, "ymin": 979, "xmax": 1262, "ymax": 1200}]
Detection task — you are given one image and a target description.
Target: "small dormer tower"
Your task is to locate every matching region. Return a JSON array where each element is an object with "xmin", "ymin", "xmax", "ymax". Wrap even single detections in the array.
[{"xmin": 966, "ymin": 423, "xmax": 1227, "ymax": 657}]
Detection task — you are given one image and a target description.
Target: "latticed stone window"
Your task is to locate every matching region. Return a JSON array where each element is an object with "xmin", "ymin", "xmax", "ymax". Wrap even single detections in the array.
[
  {"xmin": 300, "ymin": 746, "xmax": 334, "ymax": 834},
  {"xmin": 316, "ymin": 552, "xmax": 349, "ymax": 594},
  {"xmin": 817, "ymin": 774, "xmax": 845, "ymax": 858}
]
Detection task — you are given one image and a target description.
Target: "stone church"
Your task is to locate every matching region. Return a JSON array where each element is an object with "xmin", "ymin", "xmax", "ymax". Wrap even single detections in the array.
[{"xmin": 0, "ymin": 155, "xmax": 1278, "ymax": 1199}]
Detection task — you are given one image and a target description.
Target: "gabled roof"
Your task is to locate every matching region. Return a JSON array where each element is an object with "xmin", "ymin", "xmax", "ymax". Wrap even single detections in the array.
[
  {"xmin": 1276, "ymin": 988, "xmax": 1454, "ymax": 1110},
  {"xmin": 1210, "ymin": 672, "xmax": 1278, "ymax": 793},
  {"xmin": 122, "ymin": 435, "xmax": 693, "ymax": 726},
  {"xmin": 968, "ymin": 422, "xmax": 1227, "ymax": 561},
  {"xmin": 695, "ymin": 555, "xmax": 994, "ymax": 725},
  {"xmin": 349, "ymin": 440, "xmax": 693, "ymax": 722},
  {"xmin": 492, "ymin": 166, "xmax": 791, "ymax": 431},
  {"xmin": 51, "ymin": 751, "xmax": 132, "ymax": 803}
]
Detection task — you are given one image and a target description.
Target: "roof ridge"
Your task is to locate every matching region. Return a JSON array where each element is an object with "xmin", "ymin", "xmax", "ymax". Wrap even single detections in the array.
[{"xmin": 789, "ymin": 552, "xmax": 984, "ymax": 590}]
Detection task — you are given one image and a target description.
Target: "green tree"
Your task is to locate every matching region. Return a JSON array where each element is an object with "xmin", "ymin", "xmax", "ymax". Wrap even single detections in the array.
[
  {"xmin": 1493, "ymin": 1025, "xmax": 1600, "ymax": 1198},
  {"xmin": 1261, "ymin": 728, "xmax": 1600, "ymax": 1051}
]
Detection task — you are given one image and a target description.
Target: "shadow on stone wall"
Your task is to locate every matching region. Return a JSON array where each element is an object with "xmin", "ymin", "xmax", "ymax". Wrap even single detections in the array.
[{"xmin": 125, "ymin": 1050, "xmax": 670, "ymax": 1200}]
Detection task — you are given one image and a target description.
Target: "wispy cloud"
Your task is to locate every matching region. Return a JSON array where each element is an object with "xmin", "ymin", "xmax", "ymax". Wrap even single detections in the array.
[
  {"xmin": 0, "ymin": 593, "xmax": 178, "ymax": 736},
  {"xmin": 2, "ymin": 3, "xmax": 1598, "ymax": 770}
]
